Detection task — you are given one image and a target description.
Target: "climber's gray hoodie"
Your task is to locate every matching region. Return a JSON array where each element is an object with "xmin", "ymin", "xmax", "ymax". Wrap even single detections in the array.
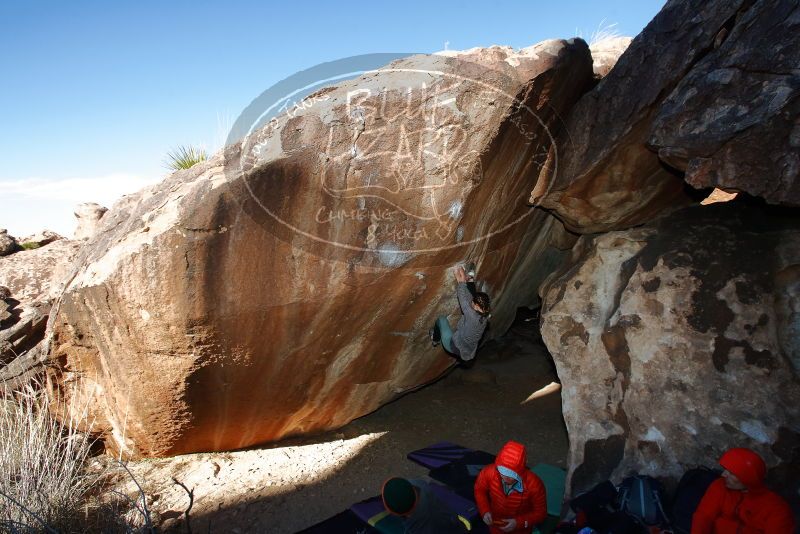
[{"xmin": 451, "ymin": 282, "xmax": 488, "ymax": 361}]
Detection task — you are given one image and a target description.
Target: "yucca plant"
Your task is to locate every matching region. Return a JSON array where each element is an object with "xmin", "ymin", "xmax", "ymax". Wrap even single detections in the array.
[{"xmin": 164, "ymin": 145, "xmax": 207, "ymax": 171}]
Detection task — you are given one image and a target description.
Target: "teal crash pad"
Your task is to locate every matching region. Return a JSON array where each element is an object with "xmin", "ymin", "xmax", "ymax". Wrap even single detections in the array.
[{"xmin": 531, "ymin": 463, "xmax": 566, "ymax": 517}]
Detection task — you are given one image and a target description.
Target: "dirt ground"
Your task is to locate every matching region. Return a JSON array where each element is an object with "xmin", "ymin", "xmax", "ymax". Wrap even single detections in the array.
[{"xmin": 116, "ymin": 320, "xmax": 568, "ymax": 533}]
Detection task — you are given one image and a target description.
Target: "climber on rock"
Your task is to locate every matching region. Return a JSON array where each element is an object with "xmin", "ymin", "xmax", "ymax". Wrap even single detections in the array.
[{"xmin": 429, "ymin": 263, "xmax": 490, "ymax": 363}]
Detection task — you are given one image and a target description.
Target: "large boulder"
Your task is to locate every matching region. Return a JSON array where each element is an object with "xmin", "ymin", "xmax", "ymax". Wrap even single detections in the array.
[
  {"xmin": 648, "ymin": 0, "xmax": 800, "ymax": 205},
  {"xmin": 0, "ymin": 240, "xmax": 81, "ymax": 366},
  {"xmin": 540, "ymin": 203, "xmax": 800, "ymax": 511},
  {"xmin": 49, "ymin": 41, "xmax": 595, "ymax": 457},
  {"xmin": 530, "ymin": 0, "xmax": 794, "ymax": 232}
]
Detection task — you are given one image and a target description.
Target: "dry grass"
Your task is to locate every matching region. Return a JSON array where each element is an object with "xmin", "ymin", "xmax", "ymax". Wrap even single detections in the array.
[
  {"xmin": 0, "ymin": 379, "xmax": 153, "ymax": 533},
  {"xmin": 574, "ymin": 19, "xmax": 623, "ymax": 46}
]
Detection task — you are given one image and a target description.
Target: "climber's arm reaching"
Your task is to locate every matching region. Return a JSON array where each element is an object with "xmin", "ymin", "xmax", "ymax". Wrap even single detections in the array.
[{"xmin": 453, "ymin": 266, "xmax": 473, "ymax": 314}]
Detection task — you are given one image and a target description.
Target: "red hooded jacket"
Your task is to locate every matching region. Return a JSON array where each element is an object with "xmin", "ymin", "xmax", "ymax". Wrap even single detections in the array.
[
  {"xmin": 692, "ymin": 448, "xmax": 795, "ymax": 534},
  {"xmin": 474, "ymin": 441, "xmax": 547, "ymax": 534}
]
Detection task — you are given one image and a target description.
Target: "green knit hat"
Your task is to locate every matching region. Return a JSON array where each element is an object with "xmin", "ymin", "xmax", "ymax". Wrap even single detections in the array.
[{"xmin": 382, "ymin": 477, "xmax": 417, "ymax": 515}]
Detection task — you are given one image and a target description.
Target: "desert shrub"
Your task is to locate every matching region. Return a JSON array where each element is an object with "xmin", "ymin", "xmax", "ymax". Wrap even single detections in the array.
[{"xmin": 0, "ymin": 380, "xmax": 152, "ymax": 533}]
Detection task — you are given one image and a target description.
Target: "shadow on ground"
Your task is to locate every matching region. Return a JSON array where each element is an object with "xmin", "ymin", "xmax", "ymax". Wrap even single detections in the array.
[{"xmin": 144, "ymin": 312, "xmax": 567, "ymax": 533}]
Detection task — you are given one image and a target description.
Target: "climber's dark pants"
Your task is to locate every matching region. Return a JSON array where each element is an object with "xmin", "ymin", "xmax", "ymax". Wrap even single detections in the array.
[{"xmin": 432, "ymin": 316, "xmax": 461, "ymax": 357}]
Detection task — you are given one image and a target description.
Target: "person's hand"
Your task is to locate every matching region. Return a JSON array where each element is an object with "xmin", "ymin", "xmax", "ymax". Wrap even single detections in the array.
[
  {"xmin": 482, "ymin": 512, "xmax": 492, "ymax": 526},
  {"xmin": 453, "ymin": 265, "xmax": 466, "ymax": 282},
  {"xmin": 499, "ymin": 518, "xmax": 517, "ymax": 532}
]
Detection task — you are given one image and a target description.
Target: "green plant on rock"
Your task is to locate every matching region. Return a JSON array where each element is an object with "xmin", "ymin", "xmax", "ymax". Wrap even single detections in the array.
[{"xmin": 164, "ymin": 145, "xmax": 207, "ymax": 171}]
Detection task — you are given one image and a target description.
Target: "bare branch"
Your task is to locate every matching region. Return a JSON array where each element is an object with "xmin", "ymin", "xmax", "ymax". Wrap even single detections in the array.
[
  {"xmin": 172, "ymin": 477, "xmax": 195, "ymax": 534},
  {"xmin": 114, "ymin": 459, "xmax": 153, "ymax": 532}
]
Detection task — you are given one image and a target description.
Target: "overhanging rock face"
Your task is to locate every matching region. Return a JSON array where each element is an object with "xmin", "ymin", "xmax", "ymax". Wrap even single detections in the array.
[
  {"xmin": 50, "ymin": 41, "xmax": 595, "ymax": 457},
  {"xmin": 648, "ymin": 0, "xmax": 800, "ymax": 205},
  {"xmin": 529, "ymin": 0, "xmax": 800, "ymax": 233}
]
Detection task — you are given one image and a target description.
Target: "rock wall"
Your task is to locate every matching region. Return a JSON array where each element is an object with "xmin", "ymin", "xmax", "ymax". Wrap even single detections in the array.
[
  {"xmin": 530, "ymin": 0, "xmax": 800, "ymax": 233},
  {"xmin": 48, "ymin": 40, "xmax": 597, "ymax": 457},
  {"xmin": 540, "ymin": 203, "xmax": 800, "ymax": 509},
  {"xmin": 648, "ymin": 0, "xmax": 800, "ymax": 205},
  {"xmin": 524, "ymin": 0, "xmax": 800, "ymax": 511}
]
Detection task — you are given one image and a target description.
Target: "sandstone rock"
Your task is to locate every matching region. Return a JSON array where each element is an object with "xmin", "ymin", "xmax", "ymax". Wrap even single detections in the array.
[
  {"xmin": 540, "ymin": 203, "xmax": 800, "ymax": 510},
  {"xmin": 49, "ymin": 41, "xmax": 595, "ymax": 456},
  {"xmin": 0, "ymin": 240, "xmax": 81, "ymax": 365},
  {"xmin": 0, "ymin": 229, "xmax": 19, "ymax": 257},
  {"xmin": 0, "ymin": 240, "xmax": 80, "ymax": 303},
  {"xmin": 648, "ymin": 0, "xmax": 800, "ymax": 206},
  {"xmin": 531, "ymin": 0, "xmax": 768, "ymax": 232},
  {"xmin": 0, "ymin": 306, "xmax": 48, "ymax": 367},
  {"xmin": 588, "ymin": 36, "xmax": 632, "ymax": 77},
  {"xmin": 74, "ymin": 202, "xmax": 109, "ymax": 240},
  {"xmin": 19, "ymin": 230, "xmax": 64, "ymax": 249}
]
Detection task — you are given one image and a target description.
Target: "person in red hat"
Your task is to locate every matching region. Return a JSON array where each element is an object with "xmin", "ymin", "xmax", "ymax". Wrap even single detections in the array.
[
  {"xmin": 474, "ymin": 440, "xmax": 547, "ymax": 533},
  {"xmin": 691, "ymin": 447, "xmax": 795, "ymax": 533}
]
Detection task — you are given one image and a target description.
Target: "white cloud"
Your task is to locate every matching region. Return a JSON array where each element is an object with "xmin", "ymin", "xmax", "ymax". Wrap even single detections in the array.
[{"xmin": 0, "ymin": 173, "xmax": 162, "ymax": 238}]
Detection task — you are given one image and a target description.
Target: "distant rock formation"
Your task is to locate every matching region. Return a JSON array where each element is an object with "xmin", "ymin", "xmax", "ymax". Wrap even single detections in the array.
[
  {"xmin": 540, "ymin": 203, "xmax": 800, "ymax": 511},
  {"xmin": 19, "ymin": 230, "xmax": 64, "ymax": 249},
  {"xmin": 588, "ymin": 37, "xmax": 632, "ymax": 77},
  {"xmin": 46, "ymin": 40, "xmax": 600, "ymax": 456},
  {"xmin": 74, "ymin": 202, "xmax": 108, "ymax": 240},
  {"xmin": 0, "ymin": 230, "xmax": 19, "ymax": 257}
]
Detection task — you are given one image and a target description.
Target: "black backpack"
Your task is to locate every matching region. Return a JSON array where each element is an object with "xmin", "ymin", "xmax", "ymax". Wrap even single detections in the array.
[
  {"xmin": 669, "ymin": 467, "xmax": 721, "ymax": 534},
  {"xmin": 617, "ymin": 475, "xmax": 669, "ymax": 527},
  {"xmin": 569, "ymin": 480, "xmax": 643, "ymax": 534}
]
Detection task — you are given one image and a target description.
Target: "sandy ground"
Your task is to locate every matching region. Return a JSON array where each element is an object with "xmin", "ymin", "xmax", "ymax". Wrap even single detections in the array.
[{"xmin": 115, "ymin": 320, "xmax": 567, "ymax": 533}]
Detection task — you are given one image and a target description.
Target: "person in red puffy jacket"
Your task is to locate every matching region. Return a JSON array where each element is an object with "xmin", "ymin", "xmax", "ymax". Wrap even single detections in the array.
[
  {"xmin": 691, "ymin": 447, "xmax": 795, "ymax": 534},
  {"xmin": 474, "ymin": 440, "xmax": 547, "ymax": 533}
]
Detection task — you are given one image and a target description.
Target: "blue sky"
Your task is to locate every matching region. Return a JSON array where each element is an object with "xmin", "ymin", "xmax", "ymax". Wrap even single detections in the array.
[{"xmin": 0, "ymin": 0, "xmax": 665, "ymax": 237}]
